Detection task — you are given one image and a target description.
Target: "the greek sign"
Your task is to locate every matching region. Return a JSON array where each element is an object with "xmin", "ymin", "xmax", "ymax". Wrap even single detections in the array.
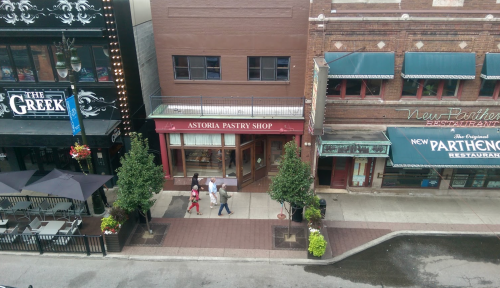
[{"xmin": 6, "ymin": 89, "xmax": 67, "ymax": 117}]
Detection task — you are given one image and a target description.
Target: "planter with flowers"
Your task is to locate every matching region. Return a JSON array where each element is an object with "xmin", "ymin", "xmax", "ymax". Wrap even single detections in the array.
[
  {"xmin": 308, "ymin": 228, "xmax": 327, "ymax": 259},
  {"xmin": 102, "ymin": 205, "xmax": 137, "ymax": 252}
]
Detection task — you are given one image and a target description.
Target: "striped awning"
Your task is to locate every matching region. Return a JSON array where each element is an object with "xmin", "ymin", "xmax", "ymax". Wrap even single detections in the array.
[
  {"xmin": 481, "ymin": 53, "xmax": 500, "ymax": 80},
  {"xmin": 324, "ymin": 52, "xmax": 395, "ymax": 79},
  {"xmin": 401, "ymin": 52, "xmax": 476, "ymax": 80}
]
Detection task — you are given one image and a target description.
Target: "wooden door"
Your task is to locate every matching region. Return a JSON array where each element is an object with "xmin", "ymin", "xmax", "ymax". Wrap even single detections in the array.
[
  {"xmin": 240, "ymin": 144, "xmax": 254, "ymax": 188},
  {"xmin": 331, "ymin": 157, "xmax": 350, "ymax": 189}
]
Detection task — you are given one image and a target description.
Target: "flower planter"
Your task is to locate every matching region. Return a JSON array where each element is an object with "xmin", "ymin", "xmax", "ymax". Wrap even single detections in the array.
[{"xmin": 104, "ymin": 211, "xmax": 138, "ymax": 252}]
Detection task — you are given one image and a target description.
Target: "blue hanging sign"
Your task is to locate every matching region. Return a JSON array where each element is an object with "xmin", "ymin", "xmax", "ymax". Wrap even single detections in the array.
[{"xmin": 65, "ymin": 95, "xmax": 81, "ymax": 136}]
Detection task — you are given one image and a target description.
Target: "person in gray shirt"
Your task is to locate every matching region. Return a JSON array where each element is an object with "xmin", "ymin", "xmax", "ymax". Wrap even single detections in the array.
[{"xmin": 218, "ymin": 183, "xmax": 234, "ymax": 217}]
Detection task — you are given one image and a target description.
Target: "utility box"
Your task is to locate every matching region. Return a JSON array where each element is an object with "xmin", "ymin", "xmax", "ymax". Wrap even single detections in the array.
[{"xmin": 319, "ymin": 199, "xmax": 327, "ymax": 219}]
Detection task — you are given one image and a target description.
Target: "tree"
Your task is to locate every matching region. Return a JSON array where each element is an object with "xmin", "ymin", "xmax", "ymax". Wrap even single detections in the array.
[
  {"xmin": 116, "ymin": 132, "xmax": 164, "ymax": 234},
  {"xmin": 268, "ymin": 140, "xmax": 314, "ymax": 237}
]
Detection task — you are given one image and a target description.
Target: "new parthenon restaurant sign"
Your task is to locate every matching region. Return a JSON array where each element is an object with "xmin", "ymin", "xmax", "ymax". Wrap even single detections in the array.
[
  {"xmin": 387, "ymin": 127, "xmax": 500, "ymax": 167},
  {"xmin": 396, "ymin": 107, "xmax": 500, "ymax": 127}
]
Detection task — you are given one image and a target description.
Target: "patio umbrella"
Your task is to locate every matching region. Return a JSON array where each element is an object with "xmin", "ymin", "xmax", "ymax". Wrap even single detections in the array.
[
  {"xmin": 23, "ymin": 169, "xmax": 113, "ymax": 201},
  {"xmin": 0, "ymin": 170, "xmax": 36, "ymax": 194}
]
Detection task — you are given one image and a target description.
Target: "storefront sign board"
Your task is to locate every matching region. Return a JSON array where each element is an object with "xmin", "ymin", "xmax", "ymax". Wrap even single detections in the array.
[
  {"xmin": 321, "ymin": 144, "xmax": 388, "ymax": 157},
  {"xmin": 396, "ymin": 107, "xmax": 500, "ymax": 127},
  {"xmin": 388, "ymin": 127, "xmax": 500, "ymax": 167},
  {"xmin": 154, "ymin": 118, "xmax": 304, "ymax": 134},
  {"xmin": 309, "ymin": 57, "xmax": 328, "ymax": 135}
]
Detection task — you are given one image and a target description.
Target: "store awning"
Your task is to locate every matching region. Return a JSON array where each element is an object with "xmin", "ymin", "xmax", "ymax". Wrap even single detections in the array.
[
  {"xmin": 324, "ymin": 52, "xmax": 395, "ymax": 79},
  {"xmin": 480, "ymin": 53, "xmax": 500, "ymax": 79},
  {"xmin": 401, "ymin": 52, "xmax": 476, "ymax": 79},
  {"xmin": 387, "ymin": 127, "xmax": 500, "ymax": 168},
  {"xmin": 0, "ymin": 119, "xmax": 121, "ymax": 148},
  {"xmin": 319, "ymin": 131, "xmax": 391, "ymax": 157}
]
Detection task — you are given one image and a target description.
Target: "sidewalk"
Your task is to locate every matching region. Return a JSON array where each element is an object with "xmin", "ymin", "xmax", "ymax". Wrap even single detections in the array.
[{"xmin": 108, "ymin": 191, "xmax": 500, "ymax": 263}]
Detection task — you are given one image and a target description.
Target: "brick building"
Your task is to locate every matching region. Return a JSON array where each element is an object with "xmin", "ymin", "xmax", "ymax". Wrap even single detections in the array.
[
  {"xmin": 149, "ymin": 0, "xmax": 310, "ymax": 191},
  {"xmin": 307, "ymin": 0, "xmax": 500, "ymax": 196}
]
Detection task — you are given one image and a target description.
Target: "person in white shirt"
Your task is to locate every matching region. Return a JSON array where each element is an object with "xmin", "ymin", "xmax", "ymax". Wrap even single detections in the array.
[{"xmin": 209, "ymin": 177, "xmax": 218, "ymax": 208}]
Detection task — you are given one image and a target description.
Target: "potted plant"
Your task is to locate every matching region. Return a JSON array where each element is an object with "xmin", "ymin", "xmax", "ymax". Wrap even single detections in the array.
[
  {"xmin": 305, "ymin": 206, "xmax": 322, "ymax": 230},
  {"xmin": 308, "ymin": 228, "xmax": 327, "ymax": 258}
]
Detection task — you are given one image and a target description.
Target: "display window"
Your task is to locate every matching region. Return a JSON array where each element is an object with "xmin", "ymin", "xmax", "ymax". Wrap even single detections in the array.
[
  {"xmin": 381, "ymin": 159, "xmax": 442, "ymax": 188},
  {"xmin": 184, "ymin": 149, "xmax": 222, "ymax": 177},
  {"xmin": 451, "ymin": 168, "xmax": 500, "ymax": 188},
  {"xmin": 350, "ymin": 157, "xmax": 374, "ymax": 187}
]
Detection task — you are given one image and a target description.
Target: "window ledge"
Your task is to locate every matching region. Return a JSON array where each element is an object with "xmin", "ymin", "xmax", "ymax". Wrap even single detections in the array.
[{"xmin": 174, "ymin": 80, "xmax": 290, "ymax": 85}]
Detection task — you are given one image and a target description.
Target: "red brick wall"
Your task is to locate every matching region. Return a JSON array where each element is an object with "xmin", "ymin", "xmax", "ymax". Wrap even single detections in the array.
[
  {"xmin": 305, "ymin": 0, "xmax": 500, "ymax": 128},
  {"xmin": 151, "ymin": 0, "xmax": 309, "ymax": 98}
]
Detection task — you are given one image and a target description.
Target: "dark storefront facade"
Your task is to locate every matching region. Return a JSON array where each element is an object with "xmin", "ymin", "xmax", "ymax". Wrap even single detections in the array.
[{"xmin": 0, "ymin": 0, "xmax": 146, "ymax": 185}]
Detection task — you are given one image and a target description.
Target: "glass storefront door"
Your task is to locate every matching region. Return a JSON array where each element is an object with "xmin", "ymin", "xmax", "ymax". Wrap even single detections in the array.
[{"xmin": 240, "ymin": 144, "xmax": 254, "ymax": 188}]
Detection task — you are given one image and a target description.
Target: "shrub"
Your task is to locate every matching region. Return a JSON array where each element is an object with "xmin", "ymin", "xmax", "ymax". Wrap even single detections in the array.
[
  {"xmin": 101, "ymin": 216, "xmax": 120, "ymax": 234},
  {"xmin": 109, "ymin": 206, "xmax": 128, "ymax": 224},
  {"xmin": 308, "ymin": 195, "xmax": 321, "ymax": 209},
  {"xmin": 308, "ymin": 229, "xmax": 327, "ymax": 257},
  {"xmin": 305, "ymin": 206, "xmax": 322, "ymax": 228}
]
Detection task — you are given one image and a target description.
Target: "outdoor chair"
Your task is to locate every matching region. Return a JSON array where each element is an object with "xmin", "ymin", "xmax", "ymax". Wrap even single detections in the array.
[
  {"xmin": 0, "ymin": 199, "xmax": 14, "ymax": 219},
  {"xmin": 52, "ymin": 228, "xmax": 73, "ymax": 246},
  {"xmin": 71, "ymin": 202, "xmax": 86, "ymax": 226},
  {"xmin": 0, "ymin": 225, "xmax": 19, "ymax": 244},
  {"xmin": 29, "ymin": 217, "xmax": 44, "ymax": 232},
  {"xmin": 37, "ymin": 200, "xmax": 55, "ymax": 221},
  {"xmin": 59, "ymin": 220, "xmax": 79, "ymax": 235},
  {"xmin": 22, "ymin": 227, "xmax": 37, "ymax": 245}
]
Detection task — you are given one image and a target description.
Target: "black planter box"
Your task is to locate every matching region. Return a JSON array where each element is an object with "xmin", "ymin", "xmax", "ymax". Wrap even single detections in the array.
[{"xmin": 104, "ymin": 210, "xmax": 138, "ymax": 252}]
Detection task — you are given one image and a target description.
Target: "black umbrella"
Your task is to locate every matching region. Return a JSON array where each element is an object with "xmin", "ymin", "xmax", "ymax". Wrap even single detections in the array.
[
  {"xmin": 23, "ymin": 169, "xmax": 113, "ymax": 201},
  {"xmin": 0, "ymin": 170, "xmax": 36, "ymax": 194}
]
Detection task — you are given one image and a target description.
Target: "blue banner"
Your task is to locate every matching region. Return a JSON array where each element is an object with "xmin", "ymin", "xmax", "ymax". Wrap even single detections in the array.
[{"xmin": 65, "ymin": 95, "xmax": 81, "ymax": 136}]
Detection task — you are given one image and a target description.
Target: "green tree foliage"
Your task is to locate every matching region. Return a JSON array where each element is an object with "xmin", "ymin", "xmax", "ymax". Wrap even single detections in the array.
[
  {"xmin": 268, "ymin": 140, "xmax": 314, "ymax": 236},
  {"xmin": 116, "ymin": 132, "xmax": 164, "ymax": 233}
]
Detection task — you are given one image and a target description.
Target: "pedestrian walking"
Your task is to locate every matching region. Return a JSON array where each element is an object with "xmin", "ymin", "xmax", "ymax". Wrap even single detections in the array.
[
  {"xmin": 187, "ymin": 185, "xmax": 202, "ymax": 215},
  {"xmin": 191, "ymin": 173, "xmax": 204, "ymax": 199},
  {"xmin": 218, "ymin": 183, "xmax": 234, "ymax": 217},
  {"xmin": 208, "ymin": 177, "xmax": 218, "ymax": 208}
]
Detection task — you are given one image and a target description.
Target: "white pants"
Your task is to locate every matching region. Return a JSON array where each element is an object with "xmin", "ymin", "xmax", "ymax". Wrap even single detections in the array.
[{"xmin": 210, "ymin": 193, "xmax": 217, "ymax": 204}]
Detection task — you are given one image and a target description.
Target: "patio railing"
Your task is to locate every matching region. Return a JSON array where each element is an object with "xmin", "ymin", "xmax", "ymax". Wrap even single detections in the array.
[
  {"xmin": 0, "ymin": 234, "xmax": 106, "ymax": 256},
  {"xmin": 0, "ymin": 195, "xmax": 90, "ymax": 216},
  {"xmin": 149, "ymin": 96, "xmax": 305, "ymax": 117}
]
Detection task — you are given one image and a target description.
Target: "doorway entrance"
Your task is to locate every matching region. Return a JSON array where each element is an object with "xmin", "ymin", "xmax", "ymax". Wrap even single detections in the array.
[
  {"xmin": 331, "ymin": 157, "xmax": 351, "ymax": 189},
  {"xmin": 240, "ymin": 144, "xmax": 254, "ymax": 188}
]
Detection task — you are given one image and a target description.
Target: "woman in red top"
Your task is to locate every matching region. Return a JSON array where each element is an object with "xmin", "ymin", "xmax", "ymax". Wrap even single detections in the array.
[{"xmin": 187, "ymin": 185, "xmax": 202, "ymax": 215}]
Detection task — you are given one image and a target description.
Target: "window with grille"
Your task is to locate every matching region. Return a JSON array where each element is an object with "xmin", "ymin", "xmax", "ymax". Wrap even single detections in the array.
[
  {"xmin": 248, "ymin": 56, "xmax": 290, "ymax": 81},
  {"xmin": 173, "ymin": 56, "xmax": 221, "ymax": 80}
]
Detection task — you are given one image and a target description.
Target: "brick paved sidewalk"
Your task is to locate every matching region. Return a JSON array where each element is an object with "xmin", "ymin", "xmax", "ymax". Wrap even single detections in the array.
[{"xmin": 117, "ymin": 218, "xmax": 308, "ymax": 259}]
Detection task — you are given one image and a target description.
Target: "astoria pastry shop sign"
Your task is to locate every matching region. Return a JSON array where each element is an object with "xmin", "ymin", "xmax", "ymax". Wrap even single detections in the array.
[
  {"xmin": 6, "ymin": 89, "xmax": 68, "ymax": 118},
  {"xmin": 396, "ymin": 107, "xmax": 500, "ymax": 127}
]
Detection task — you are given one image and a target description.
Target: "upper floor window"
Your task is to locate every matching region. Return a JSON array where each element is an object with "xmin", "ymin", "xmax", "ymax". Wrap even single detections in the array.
[
  {"xmin": 173, "ymin": 56, "xmax": 221, "ymax": 80},
  {"xmin": 401, "ymin": 79, "xmax": 460, "ymax": 100},
  {"xmin": 0, "ymin": 44, "xmax": 112, "ymax": 83},
  {"xmin": 327, "ymin": 79, "xmax": 382, "ymax": 99},
  {"xmin": 248, "ymin": 56, "xmax": 290, "ymax": 81},
  {"xmin": 479, "ymin": 79, "xmax": 499, "ymax": 99}
]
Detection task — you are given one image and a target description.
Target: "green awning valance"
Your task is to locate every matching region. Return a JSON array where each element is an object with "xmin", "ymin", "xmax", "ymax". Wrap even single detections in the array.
[
  {"xmin": 387, "ymin": 127, "xmax": 500, "ymax": 168},
  {"xmin": 401, "ymin": 52, "xmax": 476, "ymax": 79},
  {"xmin": 319, "ymin": 131, "xmax": 391, "ymax": 157},
  {"xmin": 481, "ymin": 53, "xmax": 500, "ymax": 80},
  {"xmin": 324, "ymin": 52, "xmax": 395, "ymax": 79}
]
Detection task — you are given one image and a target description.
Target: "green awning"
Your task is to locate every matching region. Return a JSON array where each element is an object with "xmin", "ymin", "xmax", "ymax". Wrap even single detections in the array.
[
  {"xmin": 324, "ymin": 52, "xmax": 395, "ymax": 79},
  {"xmin": 401, "ymin": 52, "xmax": 476, "ymax": 79},
  {"xmin": 387, "ymin": 127, "xmax": 500, "ymax": 168},
  {"xmin": 319, "ymin": 131, "xmax": 391, "ymax": 157},
  {"xmin": 481, "ymin": 53, "xmax": 500, "ymax": 80}
]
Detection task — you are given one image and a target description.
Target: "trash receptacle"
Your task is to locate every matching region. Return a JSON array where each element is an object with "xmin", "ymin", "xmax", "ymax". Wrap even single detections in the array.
[
  {"xmin": 319, "ymin": 199, "xmax": 327, "ymax": 219},
  {"xmin": 291, "ymin": 204, "xmax": 304, "ymax": 223}
]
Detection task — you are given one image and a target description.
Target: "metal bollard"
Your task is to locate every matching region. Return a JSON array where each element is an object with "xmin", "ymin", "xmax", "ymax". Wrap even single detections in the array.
[{"xmin": 319, "ymin": 199, "xmax": 327, "ymax": 219}]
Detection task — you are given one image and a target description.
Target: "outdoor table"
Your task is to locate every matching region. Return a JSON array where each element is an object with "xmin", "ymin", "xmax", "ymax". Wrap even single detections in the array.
[
  {"xmin": 37, "ymin": 221, "xmax": 66, "ymax": 240},
  {"xmin": 0, "ymin": 227, "xmax": 6, "ymax": 233},
  {"xmin": 51, "ymin": 202, "xmax": 73, "ymax": 221},
  {"xmin": 11, "ymin": 201, "xmax": 32, "ymax": 221}
]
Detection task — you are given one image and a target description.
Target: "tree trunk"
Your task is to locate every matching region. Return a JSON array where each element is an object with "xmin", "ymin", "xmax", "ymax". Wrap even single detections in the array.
[
  {"xmin": 143, "ymin": 211, "xmax": 152, "ymax": 234},
  {"xmin": 287, "ymin": 202, "xmax": 292, "ymax": 238}
]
